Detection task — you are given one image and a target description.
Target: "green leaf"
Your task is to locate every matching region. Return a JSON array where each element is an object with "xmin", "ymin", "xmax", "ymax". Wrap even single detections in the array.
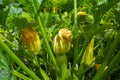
[
  {"xmin": 12, "ymin": 12, "xmax": 37, "ymax": 29},
  {"xmin": 15, "ymin": 0, "xmax": 42, "ymax": 14},
  {"xmin": 0, "ymin": 50, "xmax": 16, "ymax": 80},
  {"xmin": 92, "ymin": 0, "xmax": 120, "ymax": 24}
]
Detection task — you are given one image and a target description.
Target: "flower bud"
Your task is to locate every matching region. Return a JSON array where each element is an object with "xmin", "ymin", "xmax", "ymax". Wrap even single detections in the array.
[
  {"xmin": 77, "ymin": 11, "xmax": 87, "ymax": 16},
  {"xmin": 53, "ymin": 28, "xmax": 73, "ymax": 55},
  {"xmin": 21, "ymin": 28, "xmax": 40, "ymax": 55},
  {"xmin": 81, "ymin": 38, "xmax": 95, "ymax": 67}
]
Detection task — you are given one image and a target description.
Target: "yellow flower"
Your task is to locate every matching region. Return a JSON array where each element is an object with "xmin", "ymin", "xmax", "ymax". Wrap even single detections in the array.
[
  {"xmin": 21, "ymin": 28, "xmax": 40, "ymax": 55},
  {"xmin": 53, "ymin": 28, "xmax": 73, "ymax": 55}
]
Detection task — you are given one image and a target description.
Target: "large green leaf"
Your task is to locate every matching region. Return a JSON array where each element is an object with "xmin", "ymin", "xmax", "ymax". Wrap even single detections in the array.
[
  {"xmin": 91, "ymin": 0, "xmax": 120, "ymax": 24},
  {"xmin": 0, "ymin": 50, "xmax": 16, "ymax": 80},
  {"xmin": 15, "ymin": 0, "xmax": 42, "ymax": 14}
]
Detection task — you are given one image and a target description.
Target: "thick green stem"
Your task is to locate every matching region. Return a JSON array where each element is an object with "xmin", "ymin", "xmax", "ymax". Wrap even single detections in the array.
[
  {"xmin": 92, "ymin": 30, "xmax": 120, "ymax": 80},
  {"xmin": 37, "ymin": 16, "xmax": 58, "ymax": 70},
  {"xmin": 31, "ymin": 0, "xmax": 58, "ymax": 70},
  {"xmin": 101, "ymin": 51, "xmax": 120, "ymax": 80},
  {"xmin": 0, "ymin": 34, "xmax": 16, "ymax": 47},
  {"xmin": 56, "ymin": 55, "xmax": 67, "ymax": 80},
  {"xmin": 0, "ymin": 39, "xmax": 40, "ymax": 80},
  {"xmin": 12, "ymin": 70, "xmax": 32, "ymax": 80},
  {"xmin": 74, "ymin": 0, "xmax": 77, "ymax": 28},
  {"xmin": 76, "ymin": 64, "xmax": 85, "ymax": 80},
  {"xmin": 73, "ymin": 0, "xmax": 79, "ymax": 65}
]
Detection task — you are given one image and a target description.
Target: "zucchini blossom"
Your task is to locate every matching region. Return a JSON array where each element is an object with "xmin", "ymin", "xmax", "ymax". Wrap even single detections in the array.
[{"xmin": 53, "ymin": 28, "xmax": 73, "ymax": 55}]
